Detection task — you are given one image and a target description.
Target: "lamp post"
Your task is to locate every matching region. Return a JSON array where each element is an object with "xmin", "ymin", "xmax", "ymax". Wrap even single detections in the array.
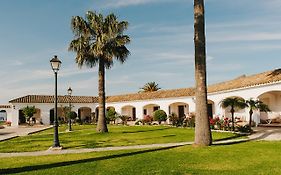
[
  {"xmin": 67, "ymin": 87, "xmax": 73, "ymax": 131},
  {"xmin": 50, "ymin": 55, "xmax": 61, "ymax": 148}
]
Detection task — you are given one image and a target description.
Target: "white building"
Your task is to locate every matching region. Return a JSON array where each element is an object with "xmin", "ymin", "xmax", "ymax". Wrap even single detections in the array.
[{"xmin": 5, "ymin": 68, "xmax": 281, "ymax": 127}]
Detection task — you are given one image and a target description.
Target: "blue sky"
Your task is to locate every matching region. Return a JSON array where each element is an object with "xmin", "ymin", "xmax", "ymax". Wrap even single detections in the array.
[{"xmin": 0, "ymin": 0, "xmax": 280, "ymax": 103}]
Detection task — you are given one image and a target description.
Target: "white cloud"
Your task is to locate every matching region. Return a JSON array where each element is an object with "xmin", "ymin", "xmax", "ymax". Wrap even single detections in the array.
[
  {"xmin": 209, "ymin": 32, "xmax": 281, "ymax": 43},
  {"xmin": 97, "ymin": 0, "xmax": 188, "ymax": 9}
]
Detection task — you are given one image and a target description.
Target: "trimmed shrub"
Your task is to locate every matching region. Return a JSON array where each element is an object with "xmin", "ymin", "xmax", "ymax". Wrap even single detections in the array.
[
  {"xmin": 106, "ymin": 108, "xmax": 117, "ymax": 124},
  {"xmin": 153, "ymin": 110, "xmax": 167, "ymax": 124},
  {"xmin": 67, "ymin": 111, "xmax": 77, "ymax": 120}
]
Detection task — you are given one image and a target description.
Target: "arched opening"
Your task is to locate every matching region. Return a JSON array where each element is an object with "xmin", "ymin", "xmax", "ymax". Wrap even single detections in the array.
[
  {"xmin": 50, "ymin": 109, "xmax": 54, "ymax": 124},
  {"xmin": 143, "ymin": 104, "xmax": 160, "ymax": 116},
  {"xmin": 0, "ymin": 110, "xmax": 7, "ymax": 121},
  {"xmin": 258, "ymin": 91, "xmax": 281, "ymax": 123},
  {"xmin": 18, "ymin": 110, "xmax": 25, "ymax": 125},
  {"xmin": 78, "ymin": 107, "xmax": 92, "ymax": 123},
  {"xmin": 169, "ymin": 102, "xmax": 189, "ymax": 118},
  {"xmin": 32, "ymin": 108, "xmax": 41, "ymax": 124},
  {"xmin": 207, "ymin": 100, "xmax": 215, "ymax": 118},
  {"xmin": 49, "ymin": 107, "xmax": 64, "ymax": 125},
  {"xmin": 121, "ymin": 105, "xmax": 137, "ymax": 121}
]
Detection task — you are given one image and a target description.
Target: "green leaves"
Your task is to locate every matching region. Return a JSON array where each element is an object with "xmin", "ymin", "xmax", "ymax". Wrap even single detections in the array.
[
  {"xmin": 139, "ymin": 82, "xmax": 161, "ymax": 92},
  {"xmin": 69, "ymin": 11, "xmax": 130, "ymax": 69},
  {"xmin": 22, "ymin": 106, "xmax": 36, "ymax": 119}
]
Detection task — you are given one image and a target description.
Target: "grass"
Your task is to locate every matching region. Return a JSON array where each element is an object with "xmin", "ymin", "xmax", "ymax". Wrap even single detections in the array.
[
  {"xmin": 0, "ymin": 125, "xmax": 239, "ymax": 152},
  {"xmin": 1, "ymin": 141, "xmax": 281, "ymax": 174}
]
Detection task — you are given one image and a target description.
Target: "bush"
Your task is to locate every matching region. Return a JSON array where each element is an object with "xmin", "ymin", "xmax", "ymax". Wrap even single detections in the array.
[
  {"xmin": 236, "ymin": 125, "xmax": 252, "ymax": 133},
  {"xmin": 142, "ymin": 115, "xmax": 153, "ymax": 125},
  {"xmin": 169, "ymin": 113, "xmax": 178, "ymax": 126},
  {"xmin": 67, "ymin": 111, "xmax": 77, "ymax": 120},
  {"xmin": 106, "ymin": 109, "xmax": 117, "ymax": 124},
  {"xmin": 153, "ymin": 110, "xmax": 167, "ymax": 124},
  {"xmin": 169, "ymin": 113, "xmax": 186, "ymax": 127},
  {"xmin": 118, "ymin": 115, "xmax": 129, "ymax": 125}
]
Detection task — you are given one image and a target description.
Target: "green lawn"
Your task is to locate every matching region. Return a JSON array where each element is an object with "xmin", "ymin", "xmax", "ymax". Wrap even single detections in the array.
[
  {"xmin": 0, "ymin": 125, "xmax": 239, "ymax": 152},
  {"xmin": 1, "ymin": 141, "xmax": 280, "ymax": 175}
]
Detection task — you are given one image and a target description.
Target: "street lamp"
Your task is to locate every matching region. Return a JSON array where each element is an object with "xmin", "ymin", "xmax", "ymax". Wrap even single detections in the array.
[
  {"xmin": 67, "ymin": 87, "xmax": 73, "ymax": 131},
  {"xmin": 50, "ymin": 55, "xmax": 61, "ymax": 148}
]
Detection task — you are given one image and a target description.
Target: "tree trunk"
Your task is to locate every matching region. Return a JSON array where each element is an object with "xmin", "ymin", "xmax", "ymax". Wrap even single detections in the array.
[
  {"xmin": 194, "ymin": 0, "xmax": 212, "ymax": 146},
  {"xmin": 231, "ymin": 108, "xmax": 235, "ymax": 131},
  {"xmin": 249, "ymin": 109, "xmax": 253, "ymax": 131},
  {"xmin": 96, "ymin": 60, "xmax": 108, "ymax": 133}
]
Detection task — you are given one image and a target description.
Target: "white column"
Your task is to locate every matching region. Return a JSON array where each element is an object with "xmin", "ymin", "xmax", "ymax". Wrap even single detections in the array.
[
  {"xmin": 41, "ymin": 109, "xmax": 50, "ymax": 125},
  {"xmin": 136, "ymin": 106, "xmax": 143, "ymax": 120},
  {"xmin": 11, "ymin": 108, "xmax": 19, "ymax": 127},
  {"xmin": 160, "ymin": 104, "xmax": 169, "ymax": 116}
]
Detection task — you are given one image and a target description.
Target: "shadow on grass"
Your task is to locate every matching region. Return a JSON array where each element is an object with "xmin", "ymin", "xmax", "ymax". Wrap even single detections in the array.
[
  {"xmin": 121, "ymin": 127, "xmax": 173, "ymax": 133},
  {"xmin": 212, "ymin": 134, "xmax": 245, "ymax": 142},
  {"xmin": 0, "ymin": 145, "xmax": 182, "ymax": 174}
]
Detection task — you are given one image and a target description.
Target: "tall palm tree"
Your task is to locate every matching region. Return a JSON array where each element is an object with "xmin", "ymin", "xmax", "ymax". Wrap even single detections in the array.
[
  {"xmin": 246, "ymin": 98, "xmax": 270, "ymax": 131},
  {"xmin": 194, "ymin": 0, "xmax": 212, "ymax": 146},
  {"xmin": 139, "ymin": 82, "xmax": 161, "ymax": 92},
  {"xmin": 69, "ymin": 11, "xmax": 130, "ymax": 133},
  {"xmin": 220, "ymin": 97, "xmax": 247, "ymax": 131}
]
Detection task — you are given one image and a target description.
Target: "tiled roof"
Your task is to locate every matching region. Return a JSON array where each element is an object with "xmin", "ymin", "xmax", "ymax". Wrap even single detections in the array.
[
  {"xmin": 208, "ymin": 69, "xmax": 281, "ymax": 93},
  {"xmin": 0, "ymin": 105, "xmax": 11, "ymax": 109},
  {"xmin": 9, "ymin": 95, "xmax": 98, "ymax": 104},
  {"xmin": 9, "ymin": 68, "xmax": 281, "ymax": 104},
  {"xmin": 106, "ymin": 88, "xmax": 195, "ymax": 102}
]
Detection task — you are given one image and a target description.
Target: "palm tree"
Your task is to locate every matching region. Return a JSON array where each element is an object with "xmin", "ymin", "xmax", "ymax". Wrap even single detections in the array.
[
  {"xmin": 139, "ymin": 82, "xmax": 161, "ymax": 92},
  {"xmin": 193, "ymin": 0, "xmax": 212, "ymax": 146},
  {"xmin": 246, "ymin": 98, "xmax": 270, "ymax": 131},
  {"xmin": 220, "ymin": 97, "xmax": 247, "ymax": 131},
  {"xmin": 69, "ymin": 11, "xmax": 130, "ymax": 133}
]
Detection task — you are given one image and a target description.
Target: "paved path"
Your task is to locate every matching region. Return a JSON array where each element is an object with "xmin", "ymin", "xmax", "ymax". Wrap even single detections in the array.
[
  {"xmin": 0, "ymin": 127, "xmax": 280, "ymax": 158},
  {"xmin": 249, "ymin": 127, "xmax": 281, "ymax": 141},
  {"xmin": 0, "ymin": 125, "xmax": 52, "ymax": 141}
]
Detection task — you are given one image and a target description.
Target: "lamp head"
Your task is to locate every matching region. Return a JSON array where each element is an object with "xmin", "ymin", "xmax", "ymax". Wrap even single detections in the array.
[{"xmin": 50, "ymin": 55, "xmax": 61, "ymax": 73}]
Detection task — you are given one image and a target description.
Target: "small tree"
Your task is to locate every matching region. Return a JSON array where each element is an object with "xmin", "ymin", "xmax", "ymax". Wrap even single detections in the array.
[
  {"xmin": 106, "ymin": 108, "xmax": 117, "ymax": 124},
  {"xmin": 22, "ymin": 106, "xmax": 36, "ymax": 125},
  {"xmin": 246, "ymin": 99, "xmax": 270, "ymax": 131},
  {"xmin": 118, "ymin": 115, "xmax": 129, "ymax": 125},
  {"xmin": 153, "ymin": 110, "xmax": 167, "ymax": 124},
  {"xmin": 220, "ymin": 97, "xmax": 247, "ymax": 131},
  {"xmin": 67, "ymin": 111, "xmax": 77, "ymax": 131}
]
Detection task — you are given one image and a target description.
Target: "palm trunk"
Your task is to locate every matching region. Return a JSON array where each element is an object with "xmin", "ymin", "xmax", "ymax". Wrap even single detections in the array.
[
  {"xmin": 194, "ymin": 0, "xmax": 212, "ymax": 146},
  {"xmin": 231, "ymin": 108, "xmax": 235, "ymax": 131},
  {"xmin": 96, "ymin": 60, "xmax": 108, "ymax": 133},
  {"xmin": 249, "ymin": 109, "xmax": 253, "ymax": 131}
]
